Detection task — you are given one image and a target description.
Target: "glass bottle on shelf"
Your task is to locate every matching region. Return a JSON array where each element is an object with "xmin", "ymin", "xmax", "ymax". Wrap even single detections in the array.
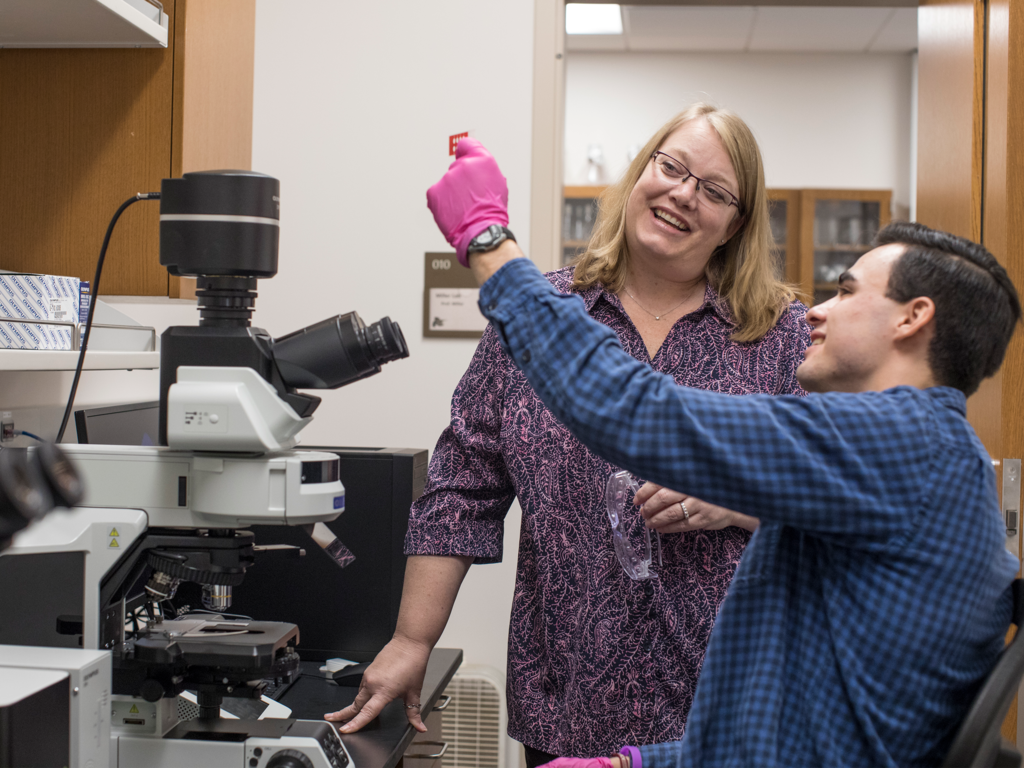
[
  {"xmin": 812, "ymin": 199, "xmax": 881, "ymax": 306},
  {"xmin": 562, "ymin": 189, "xmax": 602, "ymax": 266}
]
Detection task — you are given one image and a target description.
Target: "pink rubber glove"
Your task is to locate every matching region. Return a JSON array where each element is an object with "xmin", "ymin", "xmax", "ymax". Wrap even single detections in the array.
[
  {"xmin": 539, "ymin": 758, "xmax": 616, "ymax": 768},
  {"xmin": 426, "ymin": 138, "xmax": 509, "ymax": 266}
]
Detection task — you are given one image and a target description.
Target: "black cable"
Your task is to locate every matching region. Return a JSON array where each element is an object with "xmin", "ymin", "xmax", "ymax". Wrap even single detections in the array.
[{"xmin": 55, "ymin": 193, "xmax": 161, "ymax": 443}]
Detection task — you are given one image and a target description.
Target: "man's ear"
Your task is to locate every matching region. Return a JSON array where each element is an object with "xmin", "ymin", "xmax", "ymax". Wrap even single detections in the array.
[{"xmin": 894, "ymin": 296, "xmax": 936, "ymax": 342}]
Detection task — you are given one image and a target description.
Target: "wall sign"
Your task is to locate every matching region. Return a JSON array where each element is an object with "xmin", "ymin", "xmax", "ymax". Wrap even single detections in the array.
[{"xmin": 423, "ymin": 252, "xmax": 487, "ymax": 339}]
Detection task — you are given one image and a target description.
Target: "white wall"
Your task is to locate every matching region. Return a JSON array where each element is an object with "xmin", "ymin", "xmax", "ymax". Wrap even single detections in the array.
[
  {"xmin": 248, "ymin": 0, "xmax": 536, "ymax": 687},
  {"xmin": 565, "ymin": 51, "xmax": 915, "ymax": 213}
]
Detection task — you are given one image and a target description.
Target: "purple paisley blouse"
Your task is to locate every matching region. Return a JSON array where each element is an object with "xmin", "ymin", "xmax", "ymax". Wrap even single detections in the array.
[{"xmin": 405, "ymin": 266, "xmax": 810, "ymax": 757}]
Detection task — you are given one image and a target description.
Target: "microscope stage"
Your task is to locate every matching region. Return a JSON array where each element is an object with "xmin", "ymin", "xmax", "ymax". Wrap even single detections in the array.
[{"xmin": 132, "ymin": 618, "xmax": 299, "ymax": 671}]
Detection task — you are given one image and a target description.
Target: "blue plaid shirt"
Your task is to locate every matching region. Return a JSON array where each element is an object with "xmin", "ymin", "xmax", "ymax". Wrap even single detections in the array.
[{"xmin": 478, "ymin": 258, "xmax": 1018, "ymax": 768}]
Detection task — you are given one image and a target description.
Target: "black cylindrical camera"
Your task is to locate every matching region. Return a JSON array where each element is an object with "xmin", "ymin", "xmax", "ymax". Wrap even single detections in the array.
[
  {"xmin": 159, "ymin": 170, "xmax": 280, "ymax": 279},
  {"xmin": 0, "ymin": 443, "xmax": 84, "ymax": 551}
]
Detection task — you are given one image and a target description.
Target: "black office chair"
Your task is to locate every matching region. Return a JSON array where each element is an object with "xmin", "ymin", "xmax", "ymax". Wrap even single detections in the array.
[{"xmin": 942, "ymin": 579, "xmax": 1024, "ymax": 768}]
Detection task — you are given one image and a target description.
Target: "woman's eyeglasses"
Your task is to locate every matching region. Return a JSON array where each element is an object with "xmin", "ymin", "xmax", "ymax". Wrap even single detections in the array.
[
  {"xmin": 605, "ymin": 470, "xmax": 662, "ymax": 581},
  {"xmin": 651, "ymin": 151, "xmax": 741, "ymax": 212}
]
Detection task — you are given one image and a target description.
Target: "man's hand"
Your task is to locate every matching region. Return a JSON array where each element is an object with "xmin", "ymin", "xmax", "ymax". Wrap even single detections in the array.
[
  {"xmin": 426, "ymin": 138, "xmax": 509, "ymax": 266},
  {"xmin": 324, "ymin": 635, "xmax": 432, "ymax": 733},
  {"xmin": 634, "ymin": 482, "xmax": 759, "ymax": 533}
]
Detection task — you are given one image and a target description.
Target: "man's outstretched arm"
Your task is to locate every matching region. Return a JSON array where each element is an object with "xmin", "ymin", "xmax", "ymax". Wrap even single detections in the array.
[{"xmin": 428, "ymin": 142, "xmax": 932, "ymax": 541}]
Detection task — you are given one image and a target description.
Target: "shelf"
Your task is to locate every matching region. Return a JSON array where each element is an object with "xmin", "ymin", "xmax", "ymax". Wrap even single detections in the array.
[
  {"xmin": 563, "ymin": 240, "xmax": 590, "ymax": 248},
  {"xmin": 814, "ymin": 244, "xmax": 871, "ymax": 252},
  {"xmin": 564, "ymin": 185, "xmax": 606, "ymax": 199},
  {"xmin": 0, "ymin": 349, "xmax": 159, "ymax": 371},
  {"xmin": 0, "ymin": 0, "xmax": 168, "ymax": 48}
]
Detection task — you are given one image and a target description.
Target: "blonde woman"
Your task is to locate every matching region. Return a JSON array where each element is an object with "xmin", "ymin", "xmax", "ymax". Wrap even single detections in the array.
[{"xmin": 327, "ymin": 104, "xmax": 810, "ymax": 766}]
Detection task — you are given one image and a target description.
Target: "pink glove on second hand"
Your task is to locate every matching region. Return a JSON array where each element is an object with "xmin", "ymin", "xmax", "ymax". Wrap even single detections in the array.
[
  {"xmin": 426, "ymin": 138, "xmax": 509, "ymax": 267},
  {"xmin": 538, "ymin": 758, "xmax": 616, "ymax": 768}
]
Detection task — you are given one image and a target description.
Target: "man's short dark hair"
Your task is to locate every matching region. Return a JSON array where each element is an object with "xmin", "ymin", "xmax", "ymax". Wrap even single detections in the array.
[{"xmin": 873, "ymin": 221, "xmax": 1021, "ymax": 396}]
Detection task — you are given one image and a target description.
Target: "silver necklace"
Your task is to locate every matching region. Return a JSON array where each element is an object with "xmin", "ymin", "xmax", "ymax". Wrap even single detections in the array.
[{"xmin": 621, "ymin": 287, "xmax": 691, "ymax": 321}]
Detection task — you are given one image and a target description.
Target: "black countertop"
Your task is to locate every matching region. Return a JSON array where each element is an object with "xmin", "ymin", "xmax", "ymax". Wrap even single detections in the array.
[{"xmin": 279, "ymin": 647, "xmax": 463, "ymax": 768}]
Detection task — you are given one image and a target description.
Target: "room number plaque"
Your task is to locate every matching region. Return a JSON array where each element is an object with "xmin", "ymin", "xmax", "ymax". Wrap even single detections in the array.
[{"xmin": 423, "ymin": 252, "xmax": 488, "ymax": 339}]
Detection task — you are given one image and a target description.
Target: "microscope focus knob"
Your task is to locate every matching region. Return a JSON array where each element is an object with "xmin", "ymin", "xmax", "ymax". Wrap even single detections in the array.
[
  {"xmin": 266, "ymin": 750, "xmax": 314, "ymax": 768},
  {"xmin": 138, "ymin": 679, "xmax": 165, "ymax": 702}
]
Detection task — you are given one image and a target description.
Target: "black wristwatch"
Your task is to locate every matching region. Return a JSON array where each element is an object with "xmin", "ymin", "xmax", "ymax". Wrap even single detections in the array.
[{"xmin": 467, "ymin": 224, "xmax": 516, "ymax": 254}]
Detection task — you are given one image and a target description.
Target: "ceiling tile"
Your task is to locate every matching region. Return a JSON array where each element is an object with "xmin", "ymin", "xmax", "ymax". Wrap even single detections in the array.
[
  {"xmin": 868, "ymin": 8, "xmax": 917, "ymax": 52},
  {"xmin": 748, "ymin": 7, "xmax": 894, "ymax": 52},
  {"xmin": 624, "ymin": 6, "xmax": 756, "ymax": 52}
]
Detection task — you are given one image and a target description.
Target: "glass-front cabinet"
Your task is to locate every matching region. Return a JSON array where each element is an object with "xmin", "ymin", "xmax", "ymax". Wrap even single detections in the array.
[
  {"xmin": 801, "ymin": 190, "xmax": 892, "ymax": 306},
  {"xmin": 767, "ymin": 189, "xmax": 801, "ymax": 285}
]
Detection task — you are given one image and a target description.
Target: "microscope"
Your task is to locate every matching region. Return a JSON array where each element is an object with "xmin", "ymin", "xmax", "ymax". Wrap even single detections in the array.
[{"xmin": 0, "ymin": 171, "xmax": 408, "ymax": 768}]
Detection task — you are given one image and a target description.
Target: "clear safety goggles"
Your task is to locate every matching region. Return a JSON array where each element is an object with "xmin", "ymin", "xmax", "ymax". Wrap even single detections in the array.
[{"xmin": 605, "ymin": 470, "xmax": 662, "ymax": 581}]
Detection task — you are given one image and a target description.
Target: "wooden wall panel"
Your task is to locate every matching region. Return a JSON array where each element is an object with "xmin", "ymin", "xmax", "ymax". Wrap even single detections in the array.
[
  {"xmin": 916, "ymin": 0, "xmax": 985, "ymax": 242},
  {"xmin": 986, "ymin": 0, "xmax": 1014, "ymax": 742},
  {"xmin": 0, "ymin": 3, "xmax": 178, "ymax": 296},
  {"xmin": 174, "ymin": 0, "xmax": 255, "ymax": 176},
  {"xmin": 917, "ymin": 0, "xmax": 1004, "ymax": 459},
  {"xmin": 976, "ymin": 0, "xmax": 1010, "ymax": 471},
  {"xmin": 168, "ymin": 0, "xmax": 256, "ymax": 300},
  {"xmin": 918, "ymin": 0, "xmax": 1024, "ymax": 740}
]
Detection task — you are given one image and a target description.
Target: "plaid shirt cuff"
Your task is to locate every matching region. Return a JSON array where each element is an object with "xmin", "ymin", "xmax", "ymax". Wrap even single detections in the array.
[{"xmin": 638, "ymin": 742, "xmax": 684, "ymax": 768}]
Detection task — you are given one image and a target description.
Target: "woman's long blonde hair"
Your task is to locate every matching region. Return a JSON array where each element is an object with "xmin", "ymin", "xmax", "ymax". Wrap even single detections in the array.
[{"xmin": 571, "ymin": 103, "xmax": 795, "ymax": 343}]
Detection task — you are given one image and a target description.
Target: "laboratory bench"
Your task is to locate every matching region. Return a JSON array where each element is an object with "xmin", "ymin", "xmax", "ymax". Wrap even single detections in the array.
[{"xmin": 278, "ymin": 647, "xmax": 462, "ymax": 768}]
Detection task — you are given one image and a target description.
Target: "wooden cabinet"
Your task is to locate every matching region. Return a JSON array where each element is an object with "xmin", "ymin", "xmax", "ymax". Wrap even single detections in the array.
[{"xmin": 0, "ymin": 0, "xmax": 256, "ymax": 299}]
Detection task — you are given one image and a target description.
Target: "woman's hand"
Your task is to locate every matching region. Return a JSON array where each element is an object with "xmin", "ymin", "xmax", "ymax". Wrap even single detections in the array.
[
  {"xmin": 324, "ymin": 634, "xmax": 432, "ymax": 733},
  {"xmin": 634, "ymin": 482, "xmax": 758, "ymax": 533}
]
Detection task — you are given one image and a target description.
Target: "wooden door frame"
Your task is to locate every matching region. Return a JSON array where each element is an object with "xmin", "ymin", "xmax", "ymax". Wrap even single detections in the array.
[{"xmin": 529, "ymin": 0, "xmax": 565, "ymax": 273}]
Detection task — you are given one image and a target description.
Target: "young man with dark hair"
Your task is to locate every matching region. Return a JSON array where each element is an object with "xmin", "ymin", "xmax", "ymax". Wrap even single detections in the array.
[
  {"xmin": 876, "ymin": 221, "xmax": 1020, "ymax": 396},
  {"xmin": 418, "ymin": 141, "xmax": 1022, "ymax": 767}
]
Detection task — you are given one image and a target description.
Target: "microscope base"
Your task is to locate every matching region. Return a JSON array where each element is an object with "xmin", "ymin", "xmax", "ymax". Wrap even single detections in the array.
[{"xmin": 116, "ymin": 718, "xmax": 352, "ymax": 768}]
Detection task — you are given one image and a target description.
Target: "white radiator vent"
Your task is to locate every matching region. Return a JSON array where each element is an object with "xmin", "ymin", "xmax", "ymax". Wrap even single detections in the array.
[{"xmin": 441, "ymin": 664, "xmax": 508, "ymax": 768}]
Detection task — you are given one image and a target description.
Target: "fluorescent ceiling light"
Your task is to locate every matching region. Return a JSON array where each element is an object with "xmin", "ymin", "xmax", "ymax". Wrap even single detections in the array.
[{"xmin": 566, "ymin": 4, "xmax": 623, "ymax": 35}]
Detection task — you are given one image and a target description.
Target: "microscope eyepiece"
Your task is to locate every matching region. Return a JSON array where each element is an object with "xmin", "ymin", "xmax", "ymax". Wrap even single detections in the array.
[
  {"xmin": 34, "ymin": 441, "xmax": 84, "ymax": 509},
  {"xmin": 366, "ymin": 315, "xmax": 409, "ymax": 365},
  {"xmin": 0, "ymin": 444, "xmax": 83, "ymax": 549},
  {"xmin": 0, "ymin": 450, "xmax": 49, "ymax": 520},
  {"xmin": 272, "ymin": 312, "xmax": 409, "ymax": 391}
]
